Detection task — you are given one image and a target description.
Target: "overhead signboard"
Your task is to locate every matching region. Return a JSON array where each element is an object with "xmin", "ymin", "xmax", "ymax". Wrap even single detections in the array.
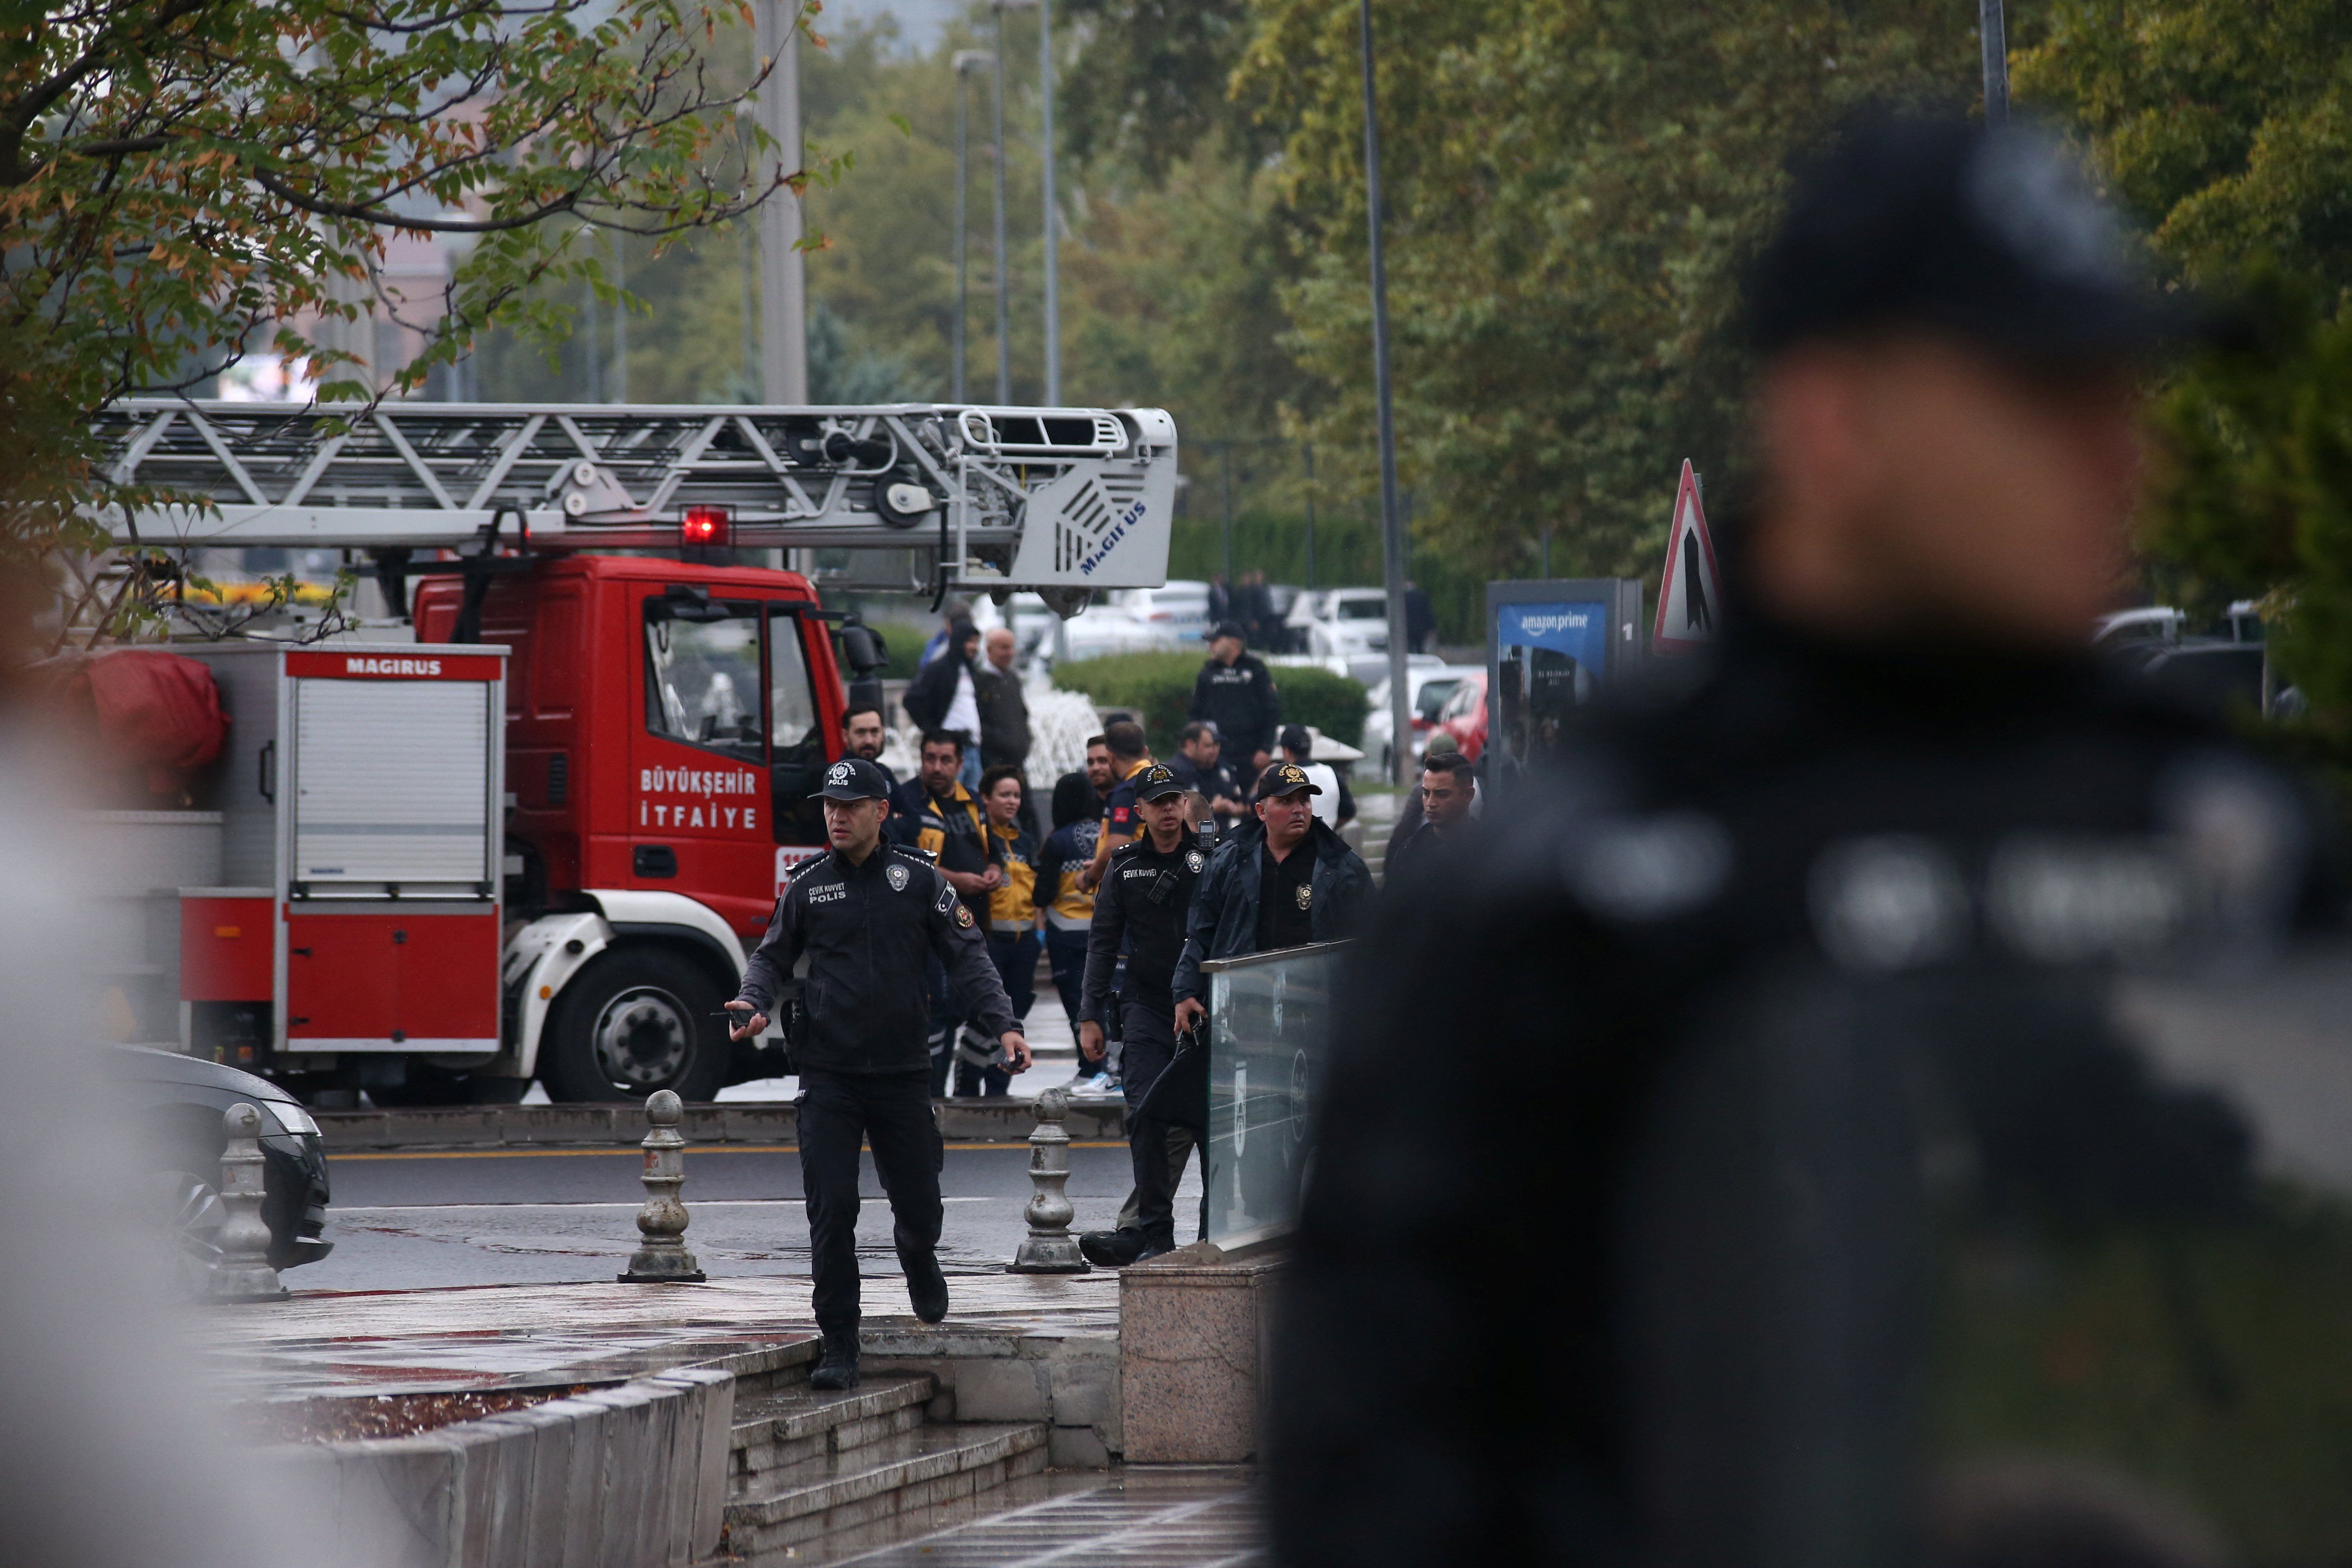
[{"xmin": 1651, "ymin": 460, "xmax": 1722, "ymax": 654}]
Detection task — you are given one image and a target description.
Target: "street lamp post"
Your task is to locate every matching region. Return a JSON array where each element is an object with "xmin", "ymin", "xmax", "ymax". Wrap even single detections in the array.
[
  {"xmin": 611, "ymin": 231, "xmax": 627, "ymax": 402},
  {"xmin": 754, "ymin": 0, "xmax": 808, "ymax": 403},
  {"xmin": 951, "ymin": 51, "xmax": 993, "ymax": 403},
  {"xmin": 991, "ymin": 3, "xmax": 1014, "ymax": 403},
  {"xmin": 1039, "ymin": 0, "xmax": 1059, "ymax": 403},
  {"xmin": 989, "ymin": 0, "xmax": 1039, "ymax": 405},
  {"xmin": 1358, "ymin": 0, "xmax": 1411, "ymax": 786}
]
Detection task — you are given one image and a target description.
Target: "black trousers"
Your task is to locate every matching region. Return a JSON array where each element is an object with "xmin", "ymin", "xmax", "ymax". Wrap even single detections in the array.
[
  {"xmin": 1120, "ymin": 1002, "xmax": 1183, "ymax": 1248},
  {"xmin": 797, "ymin": 1068, "xmax": 944, "ymax": 1337}
]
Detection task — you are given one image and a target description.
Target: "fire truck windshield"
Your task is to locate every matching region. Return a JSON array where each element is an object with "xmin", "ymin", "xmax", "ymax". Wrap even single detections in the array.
[{"xmin": 645, "ymin": 603, "xmax": 765, "ymax": 763}]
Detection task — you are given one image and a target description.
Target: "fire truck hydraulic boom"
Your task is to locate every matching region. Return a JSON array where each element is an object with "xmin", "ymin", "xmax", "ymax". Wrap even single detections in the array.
[{"xmin": 94, "ymin": 400, "xmax": 1179, "ymax": 595}]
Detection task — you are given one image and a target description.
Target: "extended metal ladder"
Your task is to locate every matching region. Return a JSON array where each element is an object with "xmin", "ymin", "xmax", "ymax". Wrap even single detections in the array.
[{"xmin": 91, "ymin": 400, "xmax": 1180, "ymax": 598}]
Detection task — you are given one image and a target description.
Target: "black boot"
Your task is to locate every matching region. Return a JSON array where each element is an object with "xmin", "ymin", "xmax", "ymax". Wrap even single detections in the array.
[
  {"xmin": 904, "ymin": 1250, "xmax": 949, "ymax": 1324},
  {"xmin": 1078, "ymin": 1228, "xmax": 1147, "ymax": 1268},
  {"xmin": 809, "ymin": 1329, "xmax": 860, "ymax": 1391}
]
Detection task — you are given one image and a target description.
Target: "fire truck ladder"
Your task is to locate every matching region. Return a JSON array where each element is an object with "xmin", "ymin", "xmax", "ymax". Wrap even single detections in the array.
[{"xmin": 92, "ymin": 400, "xmax": 1181, "ymax": 603}]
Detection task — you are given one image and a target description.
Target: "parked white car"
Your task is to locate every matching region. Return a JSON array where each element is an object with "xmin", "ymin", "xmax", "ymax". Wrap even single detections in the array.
[
  {"xmin": 1051, "ymin": 604, "xmax": 1167, "ymax": 663},
  {"xmin": 1109, "ymin": 580, "xmax": 1214, "ymax": 645},
  {"xmin": 1363, "ymin": 663, "xmax": 1482, "ymax": 773},
  {"xmin": 1292, "ymin": 586, "xmax": 1394, "ymax": 659}
]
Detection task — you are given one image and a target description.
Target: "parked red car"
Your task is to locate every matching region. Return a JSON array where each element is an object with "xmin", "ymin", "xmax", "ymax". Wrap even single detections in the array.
[{"xmin": 1433, "ymin": 669, "xmax": 1488, "ymax": 762}]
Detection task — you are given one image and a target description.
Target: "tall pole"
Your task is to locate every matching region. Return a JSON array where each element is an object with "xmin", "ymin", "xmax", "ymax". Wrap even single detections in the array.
[
  {"xmin": 739, "ymin": 221, "xmax": 757, "ymax": 399},
  {"xmin": 1302, "ymin": 442, "xmax": 1317, "ymax": 590},
  {"xmin": 1359, "ymin": 0, "xmax": 1411, "ymax": 786},
  {"xmin": 1039, "ymin": 0, "xmax": 1060, "ymax": 403},
  {"xmin": 1980, "ymin": 0, "xmax": 2008, "ymax": 125},
  {"xmin": 1220, "ymin": 444, "xmax": 1235, "ymax": 582},
  {"xmin": 611, "ymin": 232, "xmax": 627, "ymax": 402},
  {"xmin": 952, "ymin": 55, "xmax": 975, "ymax": 402},
  {"xmin": 991, "ymin": 5, "xmax": 1013, "ymax": 404},
  {"xmin": 582, "ymin": 255, "xmax": 602, "ymax": 403},
  {"xmin": 755, "ymin": 0, "xmax": 808, "ymax": 402}
]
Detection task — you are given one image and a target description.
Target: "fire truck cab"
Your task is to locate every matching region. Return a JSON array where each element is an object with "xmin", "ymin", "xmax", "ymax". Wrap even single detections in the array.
[{"xmin": 411, "ymin": 554, "xmax": 858, "ymax": 1102}]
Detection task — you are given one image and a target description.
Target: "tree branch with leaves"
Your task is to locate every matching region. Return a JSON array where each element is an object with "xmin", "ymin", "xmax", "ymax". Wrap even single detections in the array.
[{"xmin": 0, "ymin": 0, "xmax": 836, "ymax": 637}]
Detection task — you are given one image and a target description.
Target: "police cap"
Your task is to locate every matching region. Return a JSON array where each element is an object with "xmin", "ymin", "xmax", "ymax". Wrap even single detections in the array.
[
  {"xmin": 1257, "ymin": 761, "xmax": 1323, "ymax": 799},
  {"xmin": 1134, "ymin": 764, "xmax": 1189, "ymax": 804},
  {"xmin": 1210, "ymin": 620, "xmax": 1246, "ymax": 644},
  {"xmin": 1744, "ymin": 110, "xmax": 2201, "ymax": 363},
  {"xmin": 816, "ymin": 756, "xmax": 893, "ymax": 802}
]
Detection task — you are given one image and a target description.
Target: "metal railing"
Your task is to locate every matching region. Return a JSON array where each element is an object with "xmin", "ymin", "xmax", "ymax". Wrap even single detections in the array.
[{"xmin": 1200, "ymin": 939, "xmax": 1352, "ymax": 1248}]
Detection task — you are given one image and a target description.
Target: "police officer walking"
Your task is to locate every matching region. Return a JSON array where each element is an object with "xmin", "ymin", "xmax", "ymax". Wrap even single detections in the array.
[
  {"xmin": 1073, "ymin": 764, "xmax": 1205, "ymax": 1264},
  {"xmin": 727, "ymin": 758, "xmax": 1030, "ymax": 1391}
]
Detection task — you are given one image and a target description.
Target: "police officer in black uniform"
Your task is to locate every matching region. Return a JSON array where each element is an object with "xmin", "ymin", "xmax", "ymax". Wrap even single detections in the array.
[
  {"xmin": 1191, "ymin": 622, "xmax": 1283, "ymax": 776},
  {"xmin": 1073, "ymin": 764, "xmax": 1205, "ymax": 1264},
  {"xmin": 1268, "ymin": 112, "xmax": 2332, "ymax": 1566},
  {"xmin": 728, "ymin": 758, "xmax": 1030, "ymax": 1391}
]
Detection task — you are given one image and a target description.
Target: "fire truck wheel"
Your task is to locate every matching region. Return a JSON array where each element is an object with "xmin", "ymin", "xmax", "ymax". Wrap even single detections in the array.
[{"xmin": 542, "ymin": 948, "xmax": 729, "ymax": 1102}]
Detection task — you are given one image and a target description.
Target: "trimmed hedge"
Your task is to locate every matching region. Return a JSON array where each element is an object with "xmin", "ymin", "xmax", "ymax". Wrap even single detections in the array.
[{"xmin": 1053, "ymin": 650, "xmax": 1367, "ymax": 755}]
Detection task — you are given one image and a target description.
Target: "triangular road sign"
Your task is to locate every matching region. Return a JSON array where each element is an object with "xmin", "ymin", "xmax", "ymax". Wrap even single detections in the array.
[{"xmin": 1651, "ymin": 460, "xmax": 1722, "ymax": 654}]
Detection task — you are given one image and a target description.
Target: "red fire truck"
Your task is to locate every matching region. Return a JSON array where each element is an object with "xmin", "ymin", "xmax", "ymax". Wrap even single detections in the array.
[{"xmin": 95, "ymin": 400, "xmax": 1178, "ymax": 1103}]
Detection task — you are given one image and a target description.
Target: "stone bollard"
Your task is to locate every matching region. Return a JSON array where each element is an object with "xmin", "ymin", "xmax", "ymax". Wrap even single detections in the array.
[
  {"xmin": 1007, "ymin": 1089, "xmax": 1090, "ymax": 1274},
  {"xmin": 620, "ymin": 1090, "xmax": 706, "ymax": 1283},
  {"xmin": 210, "ymin": 1103, "xmax": 289, "ymax": 1302}
]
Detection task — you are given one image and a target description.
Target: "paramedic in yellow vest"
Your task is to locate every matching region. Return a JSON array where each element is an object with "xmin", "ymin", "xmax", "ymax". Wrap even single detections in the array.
[
  {"xmin": 906, "ymin": 730, "xmax": 996, "ymax": 1095},
  {"xmin": 1035, "ymin": 773, "xmax": 1102, "ymax": 1079},
  {"xmin": 971, "ymin": 765, "xmax": 1041, "ymax": 1098}
]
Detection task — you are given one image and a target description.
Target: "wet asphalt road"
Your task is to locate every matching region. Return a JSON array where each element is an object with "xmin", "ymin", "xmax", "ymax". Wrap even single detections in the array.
[{"xmin": 294, "ymin": 1138, "xmax": 1196, "ymax": 1292}]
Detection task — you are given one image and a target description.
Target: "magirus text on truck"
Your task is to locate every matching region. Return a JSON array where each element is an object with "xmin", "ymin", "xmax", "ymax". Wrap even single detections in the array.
[{"xmin": 90, "ymin": 400, "xmax": 1178, "ymax": 1103}]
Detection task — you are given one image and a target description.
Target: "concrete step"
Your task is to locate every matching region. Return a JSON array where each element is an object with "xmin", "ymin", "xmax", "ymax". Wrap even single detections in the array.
[
  {"xmin": 729, "ymin": 1373, "xmax": 938, "ymax": 1493},
  {"xmin": 722, "ymin": 1421, "xmax": 1051, "ymax": 1559}
]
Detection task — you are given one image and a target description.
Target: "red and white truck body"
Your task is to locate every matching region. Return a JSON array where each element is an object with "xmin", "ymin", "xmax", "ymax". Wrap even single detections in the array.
[{"xmin": 90, "ymin": 400, "xmax": 1179, "ymax": 1102}]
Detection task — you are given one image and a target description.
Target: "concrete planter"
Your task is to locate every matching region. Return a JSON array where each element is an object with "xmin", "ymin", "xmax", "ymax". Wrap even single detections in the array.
[
  {"xmin": 263, "ymin": 1367, "xmax": 734, "ymax": 1568},
  {"xmin": 1117, "ymin": 1249, "xmax": 1283, "ymax": 1464}
]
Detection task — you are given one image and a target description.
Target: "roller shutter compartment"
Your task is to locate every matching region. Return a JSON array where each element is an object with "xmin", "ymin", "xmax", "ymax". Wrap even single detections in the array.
[{"xmin": 291, "ymin": 679, "xmax": 493, "ymax": 894}]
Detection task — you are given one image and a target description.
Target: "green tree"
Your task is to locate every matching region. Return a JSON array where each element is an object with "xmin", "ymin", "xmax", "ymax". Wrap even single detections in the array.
[
  {"xmin": 2020, "ymin": 0, "xmax": 2352, "ymax": 723},
  {"xmin": 1237, "ymin": 0, "xmax": 1978, "ymax": 587},
  {"xmin": 2, "ymin": 0, "xmax": 824, "ymax": 626}
]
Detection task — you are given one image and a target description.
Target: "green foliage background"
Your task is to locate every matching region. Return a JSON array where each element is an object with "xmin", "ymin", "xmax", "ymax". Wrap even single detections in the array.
[
  {"xmin": 2019, "ymin": 0, "xmax": 2352, "ymax": 730},
  {"xmin": 1051, "ymin": 650, "xmax": 1367, "ymax": 754}
]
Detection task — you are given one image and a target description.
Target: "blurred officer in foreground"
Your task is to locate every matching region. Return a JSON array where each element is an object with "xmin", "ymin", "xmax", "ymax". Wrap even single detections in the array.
[
  {"xmin": 729, "ymin": 759, "xmax": 1028, "ymax": 1391},
  {"xmin": 1270, "ymin": 111, "xmax": 2329, "ymax": 1567},
  {"xmin": 1075, "ymin": 764, "xmax": 1207, "ymax": 1264}
]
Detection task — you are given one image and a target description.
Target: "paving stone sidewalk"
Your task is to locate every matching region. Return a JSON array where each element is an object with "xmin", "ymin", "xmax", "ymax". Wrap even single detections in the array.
[{"xmin": 205, "ymin": 1272, "xmax": 1119, "ymax": 1398}]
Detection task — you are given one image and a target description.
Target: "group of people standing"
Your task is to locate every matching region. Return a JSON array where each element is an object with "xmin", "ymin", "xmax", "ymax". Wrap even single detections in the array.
[{"xmin": 720, "ymin": 604, "xmax": 1493, "ymax": 1390}]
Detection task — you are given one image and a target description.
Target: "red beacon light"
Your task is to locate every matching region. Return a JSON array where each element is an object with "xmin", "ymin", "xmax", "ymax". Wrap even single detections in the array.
[{"xmin": 680, "ymin": 505, "xmax": 732, "ymax": 546}]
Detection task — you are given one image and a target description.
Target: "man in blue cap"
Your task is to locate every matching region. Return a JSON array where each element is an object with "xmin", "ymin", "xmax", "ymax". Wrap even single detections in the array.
[{"xmin": 728, "ymin": 756, "xmax": 1029, "ymax": 1391}]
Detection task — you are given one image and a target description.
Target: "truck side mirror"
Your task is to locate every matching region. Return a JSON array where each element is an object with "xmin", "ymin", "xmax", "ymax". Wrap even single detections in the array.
[{"xmin": 839, "ymin": 622, "xmax": 887, "ymax": 676}]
